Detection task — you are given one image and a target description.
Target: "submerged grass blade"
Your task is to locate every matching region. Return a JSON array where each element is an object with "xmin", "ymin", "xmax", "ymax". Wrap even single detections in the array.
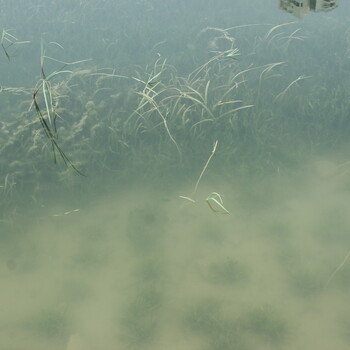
[
  {"xmin": 193, "ymin": 140, "xmax": 218, "ymax": 196},
  {"xmin": 325, "ymin": 249, "xmax": 350, "ymax": 288},
  {"xmin": 206, "ymin": 192, "xmax": 230, "ymax": 214}
]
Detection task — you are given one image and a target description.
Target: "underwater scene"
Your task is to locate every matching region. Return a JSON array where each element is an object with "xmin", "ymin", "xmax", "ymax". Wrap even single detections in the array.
[{"xmin": 1, "ymin": 0, "xmax": 350, "ymax": 349}]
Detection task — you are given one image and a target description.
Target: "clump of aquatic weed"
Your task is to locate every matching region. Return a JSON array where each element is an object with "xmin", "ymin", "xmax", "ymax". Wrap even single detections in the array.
[
  {"xmin": 136, "ymin": 257, "xmax": 164, "ymax": 283},
  {"xmin": 241, "ymin": 304, "xmax": 289, "ymax": 345},
  {"xmin": 183, "ymin": 299, "xmax": 247, "ymax": 350},
  {"xmin": 126, "ymin": 207, "xmax": 163, "ymax": 253},
  {"xmin": 29, "ymin": 305, "xmax": 72, "ymax": 342},
  {"xmin": 205, "ymin": 258, "xmax": 248, "ymax": 286},
  {"xmin": 120, "ymin": 286, "xmax": 163, "ymax": 347},
  {"xmin": 289, "ymin": 269, "xmax": 323, "ymax": 298}
]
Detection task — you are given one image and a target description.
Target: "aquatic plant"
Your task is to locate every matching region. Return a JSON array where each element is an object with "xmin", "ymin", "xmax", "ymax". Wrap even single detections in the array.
[
  {"xmin": 1, "ymin": 5, "xmax": 350, "ymax": 226},
  {"xmin": 30, "ymin": 306, "xmax": 71, "ymax": 340},
  {"xmin": 30, "ymin": 41, "xmax": 90, "ymax": 175},
  {"xmin": 205, "ymin": 258, "xmax": 248, "ymax": 285},
  {"xmin": 184, "ymin": 299, "xmax": 245, "ymax": 350},
  {"xmin": 120, "ymin": 286, "xmax": 163, "ymax": 347},
  {"xmin": 206, "ymin": 192, "xmax": 230, "ymax": 214},
  {"xmin": 242, "ymin": 304, "xmax": 288, "ymax": 344},
  {"xmin": 289, "ymin": 269, "xmax": 323, "ymax": 298},
  {"xmin": 325, "ymin": 249, "xmax": 350, "ymax": 289},
  {"xmin": 137, "ymin": 258, "xmax": 164, "ymax": 283},
  {"xmin": 126, "ymin": 207, "xmax": 162, "ymax": 253},
  {"xmin": 1, "ymin": 29, "xmax": 29, "ymax": 61},
  {"xmin": 180, "ymin": 140, "xmax": 230, "ymax": 214}
]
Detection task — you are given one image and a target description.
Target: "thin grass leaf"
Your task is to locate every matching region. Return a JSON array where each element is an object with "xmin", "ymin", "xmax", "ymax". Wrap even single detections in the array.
[{"xmin": 206, "ymin": 192, "xmax": 230, "ymax": 214}]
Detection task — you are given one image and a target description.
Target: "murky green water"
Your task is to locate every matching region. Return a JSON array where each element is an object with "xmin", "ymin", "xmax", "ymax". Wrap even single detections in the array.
[{"xmin": 1, "ymin": 0, "xmax": 350, "ymax": 349}]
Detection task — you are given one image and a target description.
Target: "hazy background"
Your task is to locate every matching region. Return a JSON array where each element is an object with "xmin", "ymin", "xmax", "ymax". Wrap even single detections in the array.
[{"xmin": 1, "ymin": 0, "xmax": 350, "ymax": 349}]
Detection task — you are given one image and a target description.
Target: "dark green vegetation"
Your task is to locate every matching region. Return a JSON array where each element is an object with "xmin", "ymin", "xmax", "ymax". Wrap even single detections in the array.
[
  {"xmin": 30, "ymin": 307, "xmax": 71, "ymax": 341},
  {"xmin": 184, "ymin": 299, "xmax": 246, "ymax": 350},
  {"xmin": 1, "ymin": 0, "xmax": 350, "ymax": 214},
  {"xmin": 2, "ymin": 0, "xmax": 350, "ymax": 349},
  {"xmin": 242, "ymin": 305, "xmax": 288, "ymax": 344},
  {"xmin": 205, "ymin": 258, "xmax": 248, "ymax": 285},
  {"xmin": 184, "ymin": 300, "xmax": 288, "ymax": 349}
]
